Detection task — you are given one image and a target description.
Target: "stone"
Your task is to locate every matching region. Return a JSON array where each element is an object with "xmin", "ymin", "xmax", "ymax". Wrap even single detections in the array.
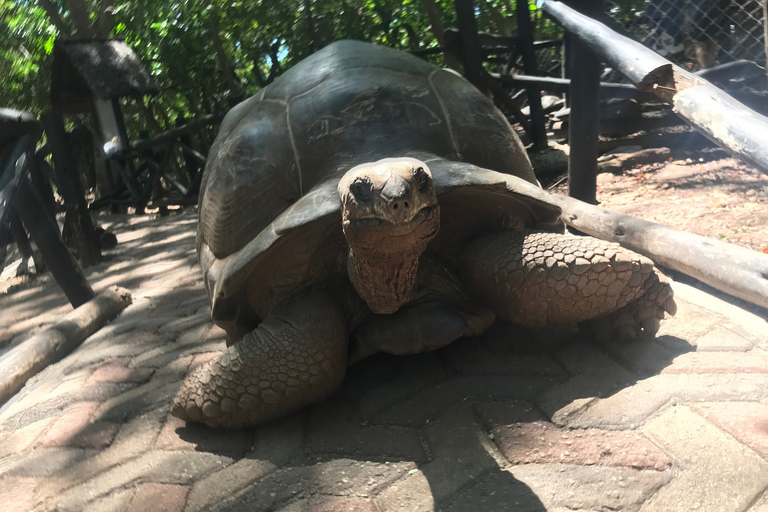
[
  {"xmin": 82, "ymin": 489, "xmax": 136, "ymax": 512},
  {"xmin": 491, "ymin": 421, "xmax": 671, "ymax": 470},
  {"xmin": 692, "ymin": 325, "xmax": 755, "ymax": 352},
  {"xmin": 566, "ymin": 373, "xmax": 768, "ymax": 429},
  {"xmin": 126, "ymin": 483, "xmax": 190, "ymax": 512},
  {"xmin": 0, "ymin": 477, "xmax": 38, "ymax": 512},
  {"xmin": 375, "ymin": 470, "xmax": 434, "ymax": 512},
  {"xmin": 85, "ymin": 360, "xmax": 155, "ymax": 385},
  {"xmin": 419, "ymin": 406, "xmax": 505, "ymax": 502},
  {"xmin": 156, "ymin": 414, "xmax": 254, "ymax": 457},
  {"xmin": 464, "ymin": 464, "xmax": 671, "ymax": 511},
  {"xmin": 642, "ymin": 405, "xmax": 768, "ymax": 511},
  {"xmin": 185, "ymin": 457, "xmax": 278, "ymax": 512},
  {"xmin": 39, "ymin": 401, "xmax": 120, "ymax": 449},
  {"xmin": 4, "ymin": 448, "xmax": 90, "ymax": 477},
  {"xmin": 309, "ymin": 400, "xmax": 425, "ymax": 461},
  {"xmin": 371, "ymin": 376, "xmax": 557, "ymax": 426},
  {"xmin": 690, "ymin": 401, "xmax": 768, "ymax": 459},
  {"xmin": 660, "ymin": 351, "xmax": 768, "ymax": 374},
  {"xmin": 219, "ymin": 460, "xmax": 416, "ymax": 512}
]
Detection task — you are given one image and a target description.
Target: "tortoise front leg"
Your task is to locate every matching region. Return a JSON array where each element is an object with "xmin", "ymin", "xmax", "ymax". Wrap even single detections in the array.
[
  {"xmin": 172, "ymin": 292, "xmax": 348, "ymax": 428},
  {"xmin": 460, "ymin": 231, "xmax": 676, "ymax": 340}
]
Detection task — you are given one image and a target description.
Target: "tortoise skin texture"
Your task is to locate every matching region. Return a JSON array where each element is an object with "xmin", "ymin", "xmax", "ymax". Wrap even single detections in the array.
[{"xmin": 173, "ymin": 41, "xmax": 675, "ymax": 428}]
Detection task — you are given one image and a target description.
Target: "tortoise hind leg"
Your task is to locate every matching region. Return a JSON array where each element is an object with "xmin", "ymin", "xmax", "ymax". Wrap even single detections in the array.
[
  {"xmin": 460, "ymin": 231, "xmax": 676, "ymax": 340},
  {"xmin": 172, "ymin": 292, "xmax": 348, "ymax": 428}
]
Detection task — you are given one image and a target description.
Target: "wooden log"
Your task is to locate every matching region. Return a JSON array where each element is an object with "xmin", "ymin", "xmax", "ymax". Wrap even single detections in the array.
[
  {"xmin": 42, "ymin": 113, "xmax": 101, "ymax": 267},
  {"xmin": 130, "ymin": 112, "xmax": 225, "ymax": 152},
  {"xmin": 14, "ymin": 158, "xmax": 95, "ymax": 308},
  {"xmin": 493, "ymin": 74, "xmax": 658, "ymax": 101},
  {"xmin": 563, "ymin": 0, "xmax": 602, "ymax": 204},
  {"xmin": 596, "ymin": 147, "xmax": 672, "ymax": 174},
  {"xmin": 0, "ymin": 286, "xmax": 131, "ymax": 404},
  {"xmin": 551, "ymin": 193, "xmax": 768, "ymax": 310},
  {"xmin": 454, "ymin": 0, "xmax": 484, "ymax": 88},
  {"xmin": 541, "ymin": 0, "xmax": 768, "ymax": 176},
  {"xmin": 516, "ymin": 0, "xmax": 547, "ymax": 151}
]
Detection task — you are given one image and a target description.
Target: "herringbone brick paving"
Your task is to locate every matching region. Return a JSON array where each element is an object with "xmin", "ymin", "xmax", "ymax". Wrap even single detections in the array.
[{"xmin": 1, "ymin": 210, "xmax": 767, "ymax": 511}]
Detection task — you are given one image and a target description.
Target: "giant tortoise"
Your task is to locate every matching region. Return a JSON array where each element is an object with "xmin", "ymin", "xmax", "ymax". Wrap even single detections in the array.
[{"xmin": 172, "ymin": 40, "xmax": 676, "ymax": 428}]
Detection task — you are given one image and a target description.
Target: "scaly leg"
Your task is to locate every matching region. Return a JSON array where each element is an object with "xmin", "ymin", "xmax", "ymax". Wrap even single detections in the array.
[
  {"xmin": 172, "ymin": 292, "xmax": 348, "ymax": 428},
  {"xmin": 460, "ymin": 231, "xmax": 676, "ymax": 340}
]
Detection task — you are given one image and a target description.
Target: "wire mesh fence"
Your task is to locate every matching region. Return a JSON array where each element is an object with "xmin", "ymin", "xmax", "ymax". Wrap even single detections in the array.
[{"xmin": 605, "ymin": 0, "xmax": 767, "ymax": 71}]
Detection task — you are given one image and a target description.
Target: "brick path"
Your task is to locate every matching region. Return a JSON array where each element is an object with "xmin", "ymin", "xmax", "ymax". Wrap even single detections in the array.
[{"xmin": 1, "ymin": 210, "xmax": 767, "ymax": 512}]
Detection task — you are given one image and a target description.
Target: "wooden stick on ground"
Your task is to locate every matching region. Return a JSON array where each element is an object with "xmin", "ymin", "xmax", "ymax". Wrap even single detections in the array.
[
  {"xmin": 0, "ymin": 286, "xmax": 132, "ymax": 403},
  {"xmin": 541, "ymin": 0, "xmax": 768, "ymax": 176},
  {"xmin": 552, "ymin": 194, "xmax": 768, "ymax": 310}
]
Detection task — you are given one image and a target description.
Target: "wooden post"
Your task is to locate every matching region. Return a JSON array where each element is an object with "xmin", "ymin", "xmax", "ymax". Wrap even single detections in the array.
[
  {"xmin": 176, "ymin": 116, "xmax": 200, "ymax": 182},
  {"xmin": 516, "ymin": 0, "xmax": 548, "ymax": 151},
  {"xmin": 42, "ymin": 113, "xmax": 101, "ymax": 267},
  {"xmin": 542, "ymin": 0, "xmax": 768, "ymax": 176},
  {"xmin": 454, "ymin": 0, "xmax": 484, "ymax": 89},
  {"xmin": 553, "ymin": 194, "xmax": 768, "ymax": 309},
  {"xmin": 14, "ymin": 152, "xmax": 95, "ymax": 308},
  {"xmin": 763, "ymin": 0, "xmax": 768, "ymax": 80},
  {"xmin": 563, "ymin": 0, "xmax": 602, "ymax": 204},
  {"xmin": 8, "ymin": 213, "xmax": 42, "ymax": 274}
]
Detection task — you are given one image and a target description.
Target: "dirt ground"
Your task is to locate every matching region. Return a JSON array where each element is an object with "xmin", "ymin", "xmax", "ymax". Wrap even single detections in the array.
[{"xmin": 551, "ymin": 150, "xmax": 768, "ymax": 254}]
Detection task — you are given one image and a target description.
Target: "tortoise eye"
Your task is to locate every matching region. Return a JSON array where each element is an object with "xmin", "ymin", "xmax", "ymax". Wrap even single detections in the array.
[
  {"xmin": 350, "ymin": 177, "xmax": 374, "ymax": 201},
  {"xmin": 413, "ymin": 166, "xmax": 430, "ymax": 193}
]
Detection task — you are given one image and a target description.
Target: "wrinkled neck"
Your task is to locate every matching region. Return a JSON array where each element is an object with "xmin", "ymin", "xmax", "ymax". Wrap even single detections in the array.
[{"xmin": 347, "ymin": 247, "xmax": 422, "ymax": 314}]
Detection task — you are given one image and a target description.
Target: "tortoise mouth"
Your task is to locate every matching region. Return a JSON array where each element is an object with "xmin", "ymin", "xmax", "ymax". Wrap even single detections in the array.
[
  {"xmin": 342, "ymin": 204, "xmax": 440, "ymax": 255},
  {"xmin": 345, "ymin": 204, "xmax": 439, "ymax": 234}
]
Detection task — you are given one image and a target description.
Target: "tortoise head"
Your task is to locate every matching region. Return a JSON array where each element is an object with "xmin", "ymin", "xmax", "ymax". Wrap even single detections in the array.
[{"xmin": 338, "ymin": 158, "xmax": 440, "ymax": 314}]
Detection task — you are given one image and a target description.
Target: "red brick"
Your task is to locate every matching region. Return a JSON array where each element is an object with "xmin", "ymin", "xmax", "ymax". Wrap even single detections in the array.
[
  {"xmin": 492, "ymin": 421, "xmax": 671, "ymax": 471},
  {"xmin": 311, "ymin": 496, "xmax": 376, "ymax": 512},
  {"xmin": 156, "ymin": 414, "xmax": 253, "ymax": 457},
  {"xmin": 86, "ymin": 359, "xmax": 155, "ymax": 385},
  {"xmin": 126, "ymin": 483, "xmax": 189, "ymax": 512},
  {"xmin": 661, "ymin": 352, "xmax": 768, "ymax": 374},
  {"xmin": 0, "ymin": 478, "xmax": 37, "ymax": 512},
  {"xmin": 39, "ymin": 401, "xmax": 120, "ymax": 449},
  {"xmin": 0, "ymin": 416, "xmax": 58, "ymax": 457},
  {"xmin": 691, "ymin": 402, "xmax": 768, "ymax": 459}
]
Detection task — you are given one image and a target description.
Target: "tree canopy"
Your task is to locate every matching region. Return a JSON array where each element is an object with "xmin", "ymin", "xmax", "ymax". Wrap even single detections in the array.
[{"xmin": 0, "ymin": 0, "xmax": 628, "ymax": 136}]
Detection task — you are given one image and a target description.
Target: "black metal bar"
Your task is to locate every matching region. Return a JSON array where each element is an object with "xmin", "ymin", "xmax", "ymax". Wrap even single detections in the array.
[
  {"xmin": 493, "ymin": 74, "xmax": 646, "ymax": 97},
  {"xmin": 561, "ymin": 0, "xmax": 602, "ymax": 204},
  {"xmin": 454, "ymin": 0, "xmax": 484, "ymax": 89},
  {"xmin": 43, "ymin": 112, "xmax": 101, "ymax": 266},
  {"xmin": 13, "ymin": 153, "xmax": 95, "ymax": 308},
  {"xmin": 516, "ymin": 0, "xmax": 547, "ymax": 151}
]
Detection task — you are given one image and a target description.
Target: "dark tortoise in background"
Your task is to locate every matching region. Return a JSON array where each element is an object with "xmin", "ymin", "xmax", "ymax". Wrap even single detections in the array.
[{"xmin": 172, "ymin": 40, "xmax": 676, "ymax": 428}]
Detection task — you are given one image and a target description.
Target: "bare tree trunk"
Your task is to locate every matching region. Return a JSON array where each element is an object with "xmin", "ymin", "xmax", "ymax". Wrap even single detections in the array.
[
  {"xmin": 304, "ymin": 0, "xmax": 317, "ymax": 52},
  {"xmin": 421, "ymin": 0, "xmax": 462, "ymax": 71},
  {"xmin": 210, "ymin": 10, "xmax": 246, "ymax": 101},
  {"xmin": 763, "ymin": 0, "xmax": 768, "ymax": 79},
  {"xmin": 136, "ymin": 97, "xmax": 166, "ymax": 134},
  {"xmin": 482, "ymin": 2, "xmax": 512, "ymax": 36},
  {"xmin": 37, "ymin": 0, "xmax": 72, "ymax": 36},
  {"xmin": 95, "ymin": 0, "xmax": 115, "ymax": 38},
  {"xmin": 66, "ymin": 0, "xmax": 95, "ymax": 37}
]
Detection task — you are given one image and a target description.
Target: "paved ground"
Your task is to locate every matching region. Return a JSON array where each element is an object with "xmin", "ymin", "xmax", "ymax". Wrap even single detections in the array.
[{"xmin": 1, "ymin": 209, "xmax": 768, "ymax": 512}]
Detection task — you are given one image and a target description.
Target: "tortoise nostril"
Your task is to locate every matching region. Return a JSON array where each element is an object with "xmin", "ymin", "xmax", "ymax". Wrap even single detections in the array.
[
  {"xmin": 392, "ymin": 203, "xmax": 399, "ymax": 210},
  {"xmin": 404, "ymin": 201, "xmax": 409, "ymax": 208}
]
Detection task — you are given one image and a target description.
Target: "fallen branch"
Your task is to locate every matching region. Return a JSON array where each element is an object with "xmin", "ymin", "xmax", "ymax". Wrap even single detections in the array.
[
  {"xmin": 552, "ymin": 194, "xmax": 768, "ymax": 310},
  {"xmin": 542, "ymin": 0, "xmax": 768, "ymax": 176},
  {"xmin": 597, "ymin": 148, "xmax": 672, "ymax": 174},
  {"xmin": 0, "ymin": 286, "xmax": 132, "ymax": 403}
]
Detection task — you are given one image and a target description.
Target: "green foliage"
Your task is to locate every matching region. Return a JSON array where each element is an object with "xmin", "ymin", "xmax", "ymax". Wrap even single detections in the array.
[{"xmin": 0, "ymin": 0, "xmax": 562, "ymax": 136}]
